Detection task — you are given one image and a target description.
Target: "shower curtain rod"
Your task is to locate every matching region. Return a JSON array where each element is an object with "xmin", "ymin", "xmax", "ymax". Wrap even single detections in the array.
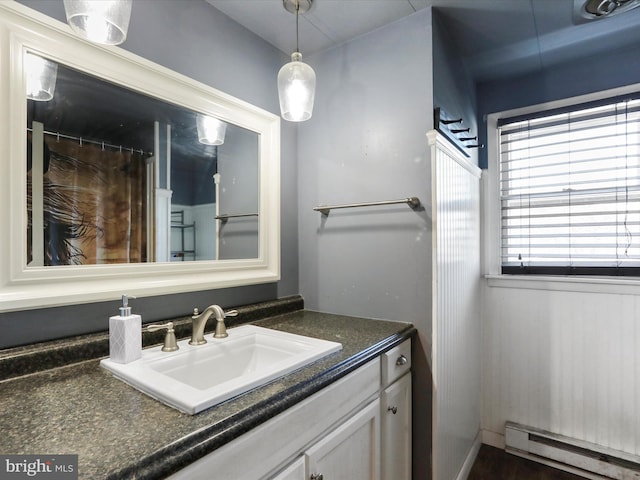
[{"xmin": 27, "ymin": 127, "xmax": 151, "ymax": 156}]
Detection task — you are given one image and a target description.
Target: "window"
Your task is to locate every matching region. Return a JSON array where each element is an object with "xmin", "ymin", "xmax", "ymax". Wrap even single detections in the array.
[{"xmin": 499, "ymin": 95, "xmax": 640, "ymax": 275}]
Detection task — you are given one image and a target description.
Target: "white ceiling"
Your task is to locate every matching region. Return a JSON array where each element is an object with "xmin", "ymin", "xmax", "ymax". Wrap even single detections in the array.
[
  {"xmin": 205, "ymin": 0, "xmax": 640, "ymax": 83},
  {"xmin": 206, "ymin": 0, "xmax": 431, "ymax": 57}
]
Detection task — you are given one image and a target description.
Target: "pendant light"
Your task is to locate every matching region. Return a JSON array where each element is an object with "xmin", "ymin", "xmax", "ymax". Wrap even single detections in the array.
[
  {"xmin": 63, "ymin": 0, "xmax": 132, "ymax": 45},
  {"xmin": 277, "ymin": 0, "xmax": 316, "ymax": 122},
  {"xmin": 25, "ymin": 53, "xmax": 58, "ymax": 101},
  {"xmin": 196, "ymin": 114, "xmax": 227, "ymax": 146}
]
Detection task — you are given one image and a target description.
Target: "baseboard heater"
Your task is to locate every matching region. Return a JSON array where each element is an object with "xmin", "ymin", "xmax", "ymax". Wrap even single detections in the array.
[{"xmin": 505, "ymin": 422, "xmax": 640, "ymax": 480}]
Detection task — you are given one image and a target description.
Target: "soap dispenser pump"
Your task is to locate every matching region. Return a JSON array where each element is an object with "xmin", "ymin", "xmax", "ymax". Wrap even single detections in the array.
[{"xmin": 109, "ymin": 294, "xmax": 142, "ymax": 364}]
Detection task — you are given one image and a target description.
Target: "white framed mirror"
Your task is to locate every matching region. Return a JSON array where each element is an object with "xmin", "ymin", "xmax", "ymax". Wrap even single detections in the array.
[{"xmin": 0, "ymin": 3, "xmax": 281, "ymax": 312}]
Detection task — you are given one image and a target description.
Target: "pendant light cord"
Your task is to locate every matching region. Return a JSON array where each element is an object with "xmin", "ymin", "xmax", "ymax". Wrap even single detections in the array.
[{"xmin": 295, "ymin": 0, "xmax": 300, "ymax": 53}]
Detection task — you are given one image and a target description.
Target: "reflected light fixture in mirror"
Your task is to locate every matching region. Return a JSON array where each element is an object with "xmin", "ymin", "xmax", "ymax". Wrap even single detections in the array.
[
  {"xmin": 197, "ymin": 114, "xmax": 227, "ymax": 145},
  {"xmin": 25, "ymin": 53, "xmax": 58, "ymax": 101},
  {"xmin": 63, "ymin": 0, "xmax": 132, "ymax": 45},
  {"xmin": 277, "ymin": 0, "xmax": 316, "ymax": 122}
]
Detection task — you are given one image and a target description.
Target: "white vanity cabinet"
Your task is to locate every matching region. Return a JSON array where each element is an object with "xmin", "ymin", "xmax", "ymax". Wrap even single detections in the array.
[
  {"xmin": 304, "ymin": 399, "xmax": 380, "ymax": 480},
  {"xmin": 271, "ymin": 458, "xmax": 305, "ymax": 480},
  {"xmin": 168, "ymin": 339, "xmax": 412, "ymax": 480},
  {"xmin": 380, "ymin": 339, "xmax": 412, "ymax": 480},
  {"xmin": 381, "ymin": 373, "xmax": 412, "ymax": 480},
  {"xmin": 271, "ymin": 399, "xmax": 381, "ymax": 480},
  {"xmin": 168, "ymin": 359, "xmax": 380, "ymax": 480}
]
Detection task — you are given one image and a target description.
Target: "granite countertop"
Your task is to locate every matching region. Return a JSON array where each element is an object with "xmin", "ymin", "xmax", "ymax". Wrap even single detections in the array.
[{"xmin": 0, "ymin": 303, "xmax": 414, "ymax": 479}]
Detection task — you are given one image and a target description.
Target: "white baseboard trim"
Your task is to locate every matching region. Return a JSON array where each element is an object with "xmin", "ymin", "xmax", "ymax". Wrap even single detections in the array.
[
  {"xmin": 481, "ymin": 429, "xmax": 505, "ymax": 449},
  {"xmin": 456, "ymin": 431, "xmax": 482, "ymax": 480}
]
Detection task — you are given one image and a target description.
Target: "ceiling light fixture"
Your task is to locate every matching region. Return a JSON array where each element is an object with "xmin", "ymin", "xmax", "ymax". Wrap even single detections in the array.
[
  {"xmin": 63, "ymin": 0, "xmax": 132, "ymax": 45},
  {"xmin": 196, "ymin": 114, "xmax": 227, "ymax": 146},
  {"xmin": 25, "ymin": 53, "xmax": 58, "ymax": 101},
  {"xmin": 277, "ymin": 0, "xmax": 316, "ymax": 122},
  {"xmin": 576, "ymin": 0, "xmax": 640, "ymax": 20}
]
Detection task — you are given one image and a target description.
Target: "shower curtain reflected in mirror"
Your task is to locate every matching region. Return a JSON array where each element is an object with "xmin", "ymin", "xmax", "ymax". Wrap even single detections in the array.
[{"xmin": 27, "ymin": 136, "xmax": 148, "ymax": 265}]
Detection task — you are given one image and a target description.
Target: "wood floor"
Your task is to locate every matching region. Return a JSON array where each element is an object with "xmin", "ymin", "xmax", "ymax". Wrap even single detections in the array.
[{"xmin": 467, "ymin": 445, "xmax": 588, "ymax": 480}]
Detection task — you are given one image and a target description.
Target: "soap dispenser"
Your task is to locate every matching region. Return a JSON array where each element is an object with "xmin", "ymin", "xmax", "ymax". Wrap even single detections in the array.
[{"xmin": 109, "ymin": 294, "xmax": 142, "ymax": 364}]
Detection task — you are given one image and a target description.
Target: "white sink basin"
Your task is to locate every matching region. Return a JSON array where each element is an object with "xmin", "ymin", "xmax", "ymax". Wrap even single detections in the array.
[{"xmin": 100, "ymin": 325, "xmax": 342, "ymax": 414}]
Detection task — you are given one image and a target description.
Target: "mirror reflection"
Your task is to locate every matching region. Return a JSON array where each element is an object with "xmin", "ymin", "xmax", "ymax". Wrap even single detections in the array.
[{"xmin": 26, "ymin": 54, "xmax": 259, "ymax": 266}]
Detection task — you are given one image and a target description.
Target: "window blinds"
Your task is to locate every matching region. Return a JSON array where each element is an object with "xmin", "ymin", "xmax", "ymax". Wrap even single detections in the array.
[{"xmin": 499, "ymin": 96, "xmax": 640, "ymax": 275}]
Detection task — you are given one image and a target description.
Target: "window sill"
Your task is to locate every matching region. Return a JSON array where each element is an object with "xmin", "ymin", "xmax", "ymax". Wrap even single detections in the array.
[{"xmin": 485, "ymin": 274, "xmax": 640, "ymax": 295}]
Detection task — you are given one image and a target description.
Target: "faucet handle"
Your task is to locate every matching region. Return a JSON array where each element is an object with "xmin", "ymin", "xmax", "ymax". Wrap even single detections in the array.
[
  {"xmin": 145, "ymin": 321, "xmax": 179, "ymax": 352},
  {"xmin": 211, "ymin": 309, "xmax": 238, "ymax": 339}
]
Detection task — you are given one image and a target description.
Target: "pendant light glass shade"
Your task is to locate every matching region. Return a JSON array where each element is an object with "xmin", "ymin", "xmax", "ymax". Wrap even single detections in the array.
[
  {"xmin": 63, "ymin": 0, "xmax": 132, "ymax": 45},
  {"xmin": 25, "ymin": 53, "xmax": 58, "ymax": 102},
  {"xmin": 196, "ymin": 114, "xmax": 227, "ymax": 146},
  {"xmin": 278, "ymin": 52, "xmax": 316, "ymax": 122}
]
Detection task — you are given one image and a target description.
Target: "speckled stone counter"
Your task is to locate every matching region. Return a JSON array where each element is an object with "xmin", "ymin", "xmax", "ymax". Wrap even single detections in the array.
[{"xmin": 0, "ymin": 305, "xmax": 414, "ymax": 479}]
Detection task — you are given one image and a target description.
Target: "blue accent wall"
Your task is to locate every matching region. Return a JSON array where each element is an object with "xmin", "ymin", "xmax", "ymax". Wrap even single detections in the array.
[
  {"xmin": 432, "ymin": 9, "xmax": 479, "ymax": 166},
  {"xmin": 477, "ymin": 43, "xmax": 640, "ymax": 169}
]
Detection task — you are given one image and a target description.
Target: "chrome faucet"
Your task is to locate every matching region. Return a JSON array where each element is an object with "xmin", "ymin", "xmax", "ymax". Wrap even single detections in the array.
[{"xmin": 190, "ymin": 305, "xmax": 238, "ymax": 345}]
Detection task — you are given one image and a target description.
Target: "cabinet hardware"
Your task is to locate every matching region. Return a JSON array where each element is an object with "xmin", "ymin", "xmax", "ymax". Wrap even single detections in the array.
[
  {"xmin": 310, "ymin": 474, "xmax": 324, "ymax": 480},
  {"xmin": 387, "ymin": 405, "xmax": 398, "ymax": 414},
  {"xmin": 395, "ymin": 355, "xmax": 408, "ymax": 366}
]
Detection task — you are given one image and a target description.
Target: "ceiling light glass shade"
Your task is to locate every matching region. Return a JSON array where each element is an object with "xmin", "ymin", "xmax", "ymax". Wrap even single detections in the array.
[
  {"xmin": 577, "ymin": 0, "xmax": 640, "ymax": 19},
  {"xmin": 63, "ymin": 0, "xmax": 132, "ymax": 45},
  {"xmin": 25, "ymin": 53, "xmax": 58, "ymax": 101},
  {"xmin": 278, "ymin": 52, "xmax": 316, "ymax": 122},
  {"xmin": 196, "ymin": 114, "xmax": 227, "ymax": 145}
]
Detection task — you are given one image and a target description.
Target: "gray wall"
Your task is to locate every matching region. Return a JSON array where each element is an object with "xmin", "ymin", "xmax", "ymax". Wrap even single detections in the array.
[
  {"xmin": 2, "ymin": 0, "xmax": 298, "ymax": 348},
  {"xmin": 218, "ymin": 127, "xmax": 259, "ymax": 259},
  {"xmin": 477, "ymin": 42, "xmax": 640, "ymax": 169},
  {"xmin": 297, "ymin": 9, "xmax": 434, "ymax": 479}
]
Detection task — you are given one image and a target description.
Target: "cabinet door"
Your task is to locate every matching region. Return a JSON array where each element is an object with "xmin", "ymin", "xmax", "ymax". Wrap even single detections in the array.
[
  {"xmin": 381, "ymin": 373, "xmax": 411, "ymax": 480},
  {"xmin": 271, "ymin": 457, "xmax": 305, "ymax": 480},
  {"xmin": 306, "ymin": 399, "xmax": 380, "ymax": 480}
]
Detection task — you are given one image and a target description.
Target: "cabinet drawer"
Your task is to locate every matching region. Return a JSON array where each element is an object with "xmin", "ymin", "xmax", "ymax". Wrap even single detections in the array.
[{"xmin": 381, "ymin": 339, "xmax": 411, "ymax": 386}]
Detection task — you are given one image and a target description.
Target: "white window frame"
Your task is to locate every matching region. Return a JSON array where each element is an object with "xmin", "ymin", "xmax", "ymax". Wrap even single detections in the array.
[{"xmin": 483, "ymin": 81, "xmax": 640, "ymax": 294}]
